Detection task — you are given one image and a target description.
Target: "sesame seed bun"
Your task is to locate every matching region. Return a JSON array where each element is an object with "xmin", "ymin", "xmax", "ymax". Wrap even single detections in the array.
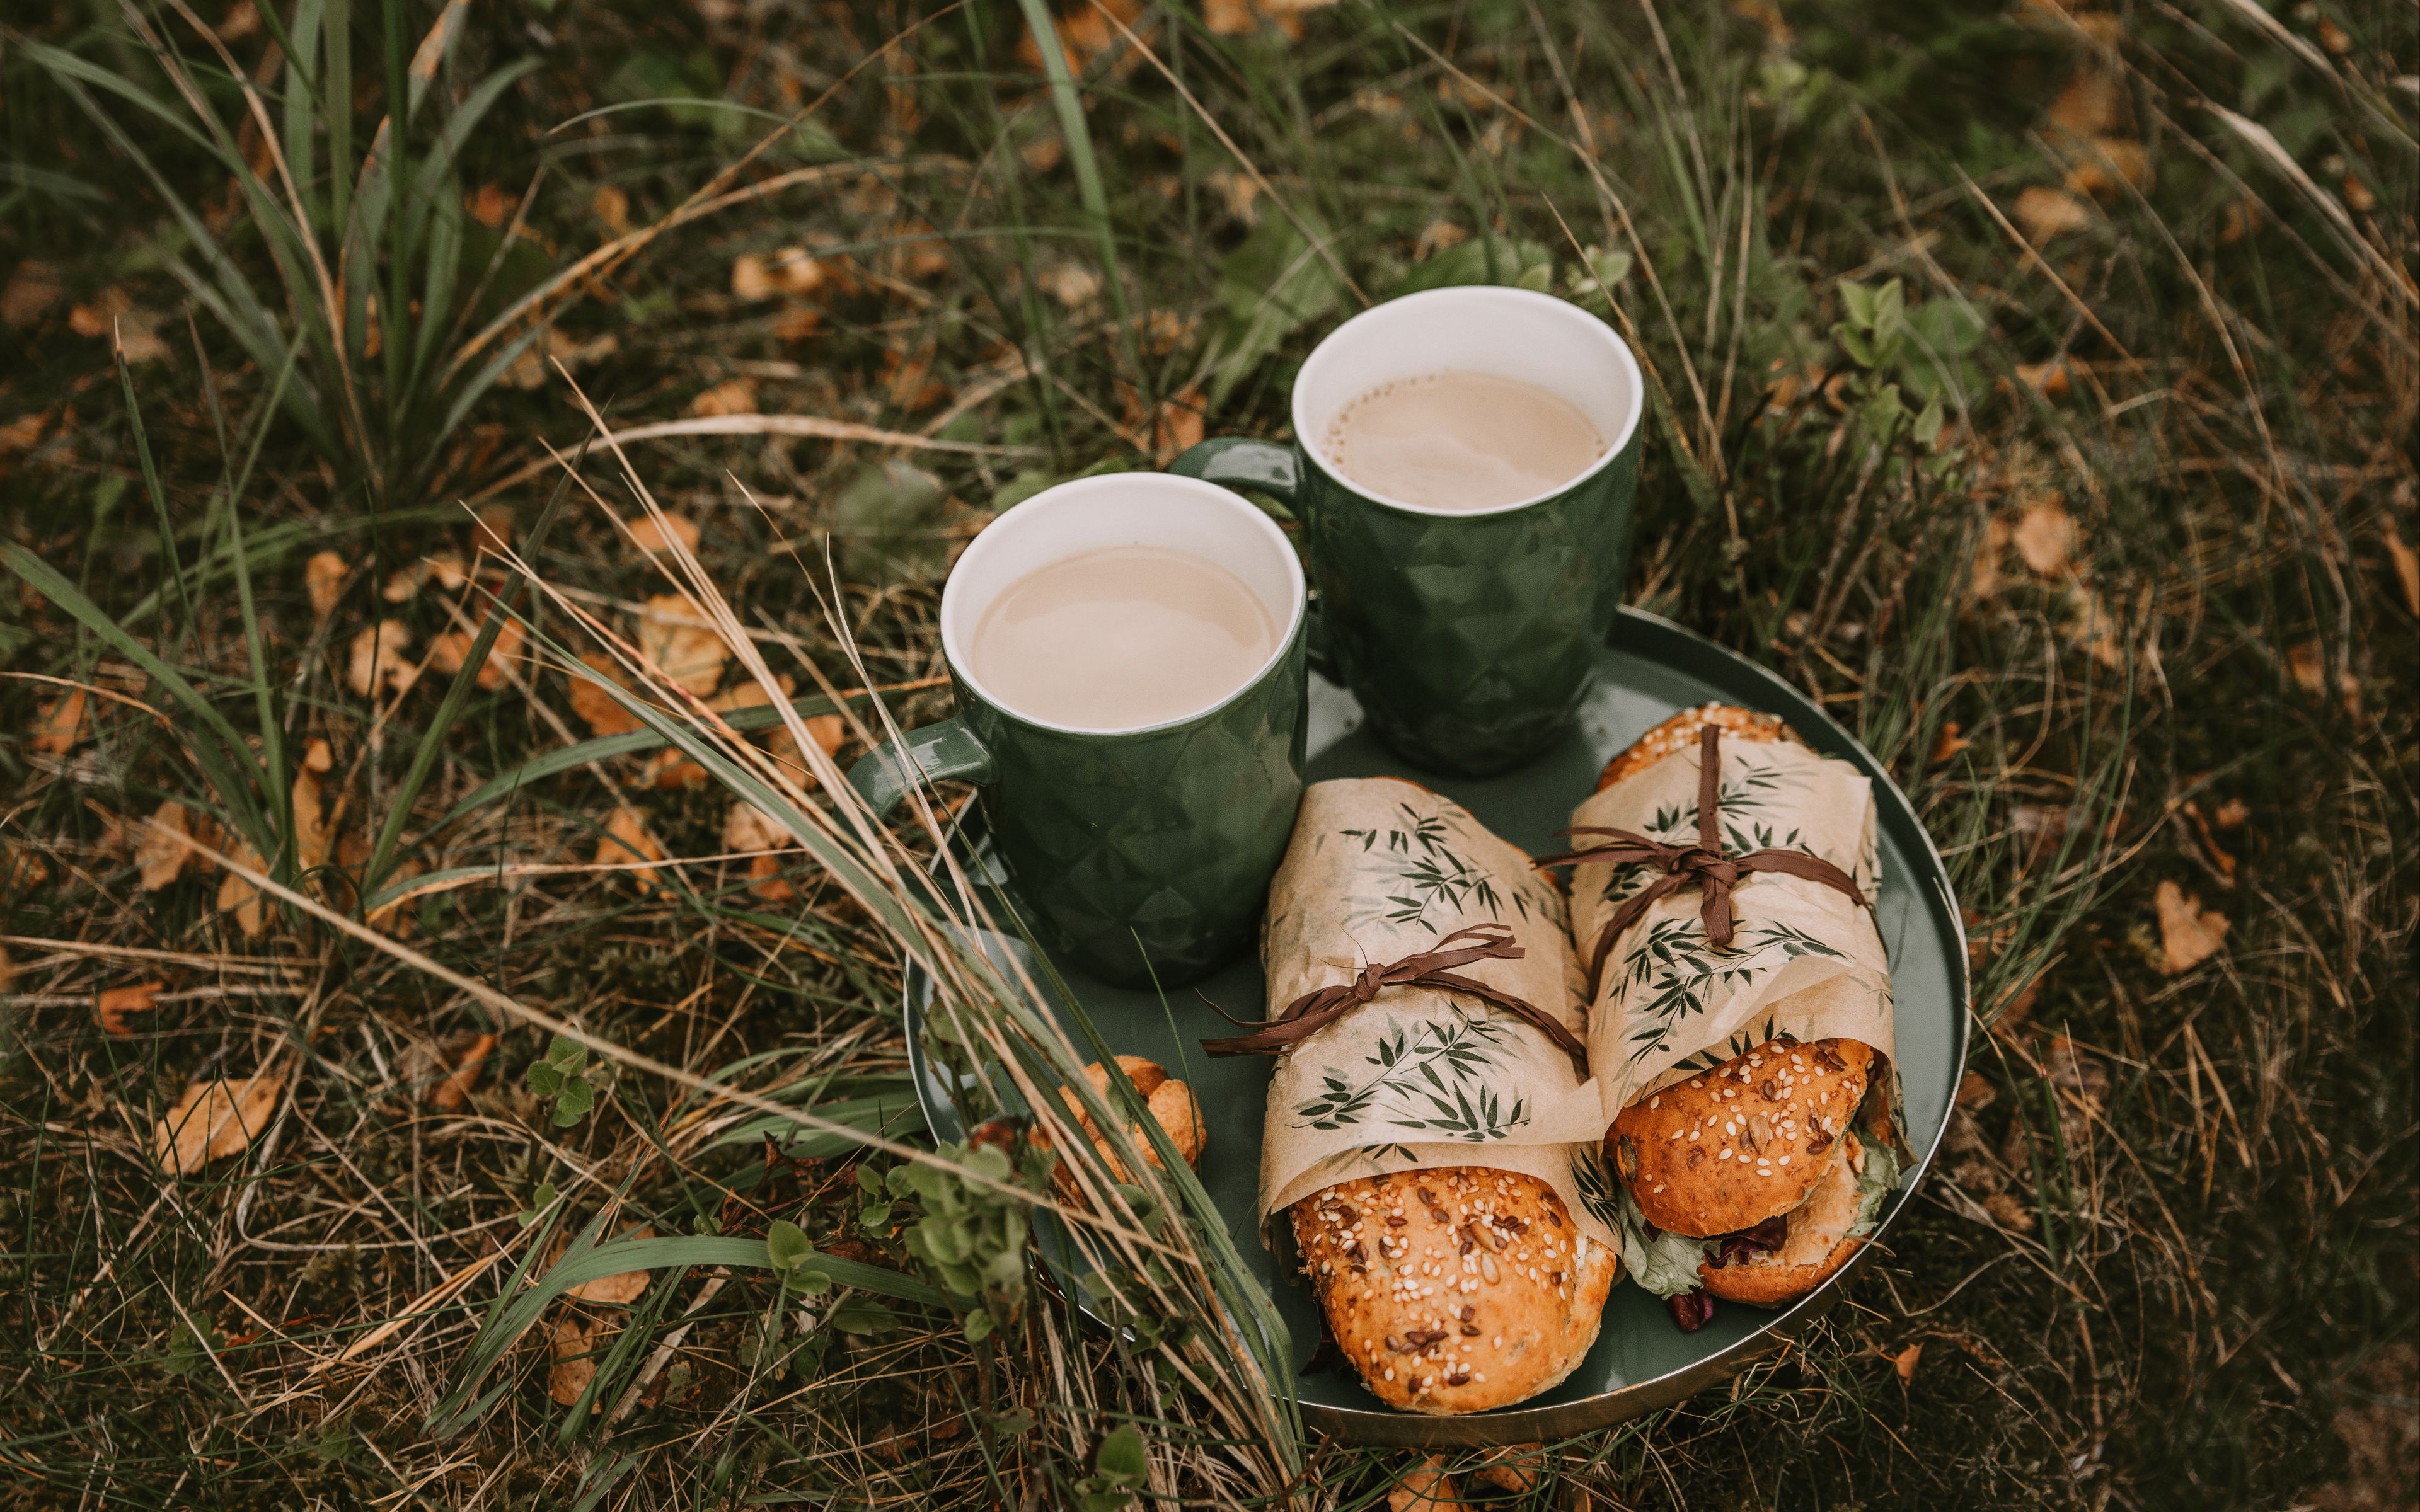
[
  {"xmin": 1698, "ymin": 1130, "xmax": 1871, "ymax": 1305},
  {"xmin": 1607, "ymin": 1038, "xmax": 1875, "ymax": 1239},
  {"xmin": 1596, "ymin": 703, "xmax": 1800, "ymax": 793},
  {"xmin": 1290, "ymin": 1167, "xmax": 1619, "ymax": 1415}
]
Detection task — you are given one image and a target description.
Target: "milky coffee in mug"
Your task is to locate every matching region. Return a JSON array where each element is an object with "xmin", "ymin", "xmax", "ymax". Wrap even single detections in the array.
[
  {"xmin": 849, "ymin": 474, "xmax": 1309, "ymax": 988},
  {"xmin": 968, "ymin": 545, "xmax": 1279, "ymax": 731},
  {"xmin": 1322, "ymin": 371, "xmax": 1607, "ymax": 513},
  {"xmin": 1173, "ymin": 285, "xmax": 1645, "ymax": 777}
]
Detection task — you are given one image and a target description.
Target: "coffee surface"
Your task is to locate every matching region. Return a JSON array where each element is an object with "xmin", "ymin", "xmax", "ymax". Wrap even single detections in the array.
[
  {"xmin": 970, "ymin": 545, "xmax": 1279, "ymax": 730},
  {"xmin": 1323, "ymin": 370, "xmax": 1606, "ymax": 512}
]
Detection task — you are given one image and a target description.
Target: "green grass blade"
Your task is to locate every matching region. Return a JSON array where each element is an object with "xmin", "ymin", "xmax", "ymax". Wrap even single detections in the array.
[
  {"xmin": 217, "ymin": 343, "xmax": 308, "ymax": 879},
  {"xmin": 424, "ymin": 686, "xmax": 863, "ymax": 840},
  {"xmin": 325, "ymin": 0, "xmax": 352, "ymax": 227},
  {"xmin": 1012, "ymin": 0, "xmax": 1143, "ymax": 391},
  {"xmin": 428, "ymin": 1235, "xmax": 943, "ymax": 1433},
  {"xmin": 364, "ymin": 471, "xmax": 573, "ymax": 895},
  {"xmin": 116, "ymin": 350, "xmax": 197, "ymax": 654},
  {"xmin": 0, "ymin": 544, "xmax": 272, "ymax": 852},
  {"xmin": 262, "ymin": 0, "xmax": 323, "ymax": 211}
]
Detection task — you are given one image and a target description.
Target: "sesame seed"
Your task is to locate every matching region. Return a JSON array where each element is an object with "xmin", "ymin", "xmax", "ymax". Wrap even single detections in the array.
[
  {"xmin": 1648, "ymin": 1095, "xmax": 1660, "ymax": 1109},
  {"xmin": 1778, "ymin": 1155, "xmax": 1792, "ymax": 1166}
]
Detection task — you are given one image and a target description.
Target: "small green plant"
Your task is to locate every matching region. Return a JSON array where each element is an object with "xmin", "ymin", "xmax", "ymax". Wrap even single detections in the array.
[
  {"xmin": 1828, "ymin": 277, "xmax": 1986, "ymax": 457},
  {"xmin": 895, "ymin": 1138, "xmax": 1052, "ymax": 1343},
  {"xmin": 160, "ymin": 1310, "xmax": 222, "ymax": 1377},
  {"xmin": 855, "ymin": 1162, "xmax": 900, "ymax": 1232},
  {"xmin": 524, "ymin": 1035, "xmax": 601, "ymax": 1127},
  {"xmin": 1073, "ymin": 1424, "xmax": 1148, "ymax": 1512},
  {"xmin": 516, "ymin": 1181, "xmax": 560, "ymax": 1229},
  {"xmin": 764, "ymin": 1218, "xmax": 831, "ymax": 1297}
]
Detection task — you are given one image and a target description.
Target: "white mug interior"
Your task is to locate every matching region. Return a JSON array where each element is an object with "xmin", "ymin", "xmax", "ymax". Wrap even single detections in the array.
[
  {"xmin": 940, "ymin": 474, "xmax": 1308, "ymax": 735},
  {"xmin": 1291, "ymin": 285, "xmax": 1645, "ymax": 516}
]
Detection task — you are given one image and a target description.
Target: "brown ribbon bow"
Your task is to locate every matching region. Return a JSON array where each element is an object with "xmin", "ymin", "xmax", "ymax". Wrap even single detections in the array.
[
  {"xmin": 1538, "ymin": 725, "xmax": 1869, "ymax": 991},
  {"xmin": 1201, "ymin": 922, "xmax": 1591, "ymax": 1075}
]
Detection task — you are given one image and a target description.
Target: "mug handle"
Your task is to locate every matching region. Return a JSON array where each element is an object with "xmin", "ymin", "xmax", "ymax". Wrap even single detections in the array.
[
  {"xmin": 847, "ymin": 714, "xmax": 995, "ymax": 819},
  {"xmin": 1169, "ymin": 438, "xmax": 1338, "ymax": 681}
]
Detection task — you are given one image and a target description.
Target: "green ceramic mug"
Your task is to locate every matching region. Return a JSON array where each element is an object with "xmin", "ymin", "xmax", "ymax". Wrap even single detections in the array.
[
  {"xmin": 847, "ymin": 474, "xmax": 1309, "ymax": 989},
  {"xmin": 1175, "ymin": 286, "xmax": 1644, "ymax": 777}
]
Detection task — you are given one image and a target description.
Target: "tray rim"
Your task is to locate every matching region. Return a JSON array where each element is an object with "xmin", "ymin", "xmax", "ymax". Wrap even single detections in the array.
[{"xmin": 901, "ymin": 605, "xmax": 1970, "ymax": 1446}]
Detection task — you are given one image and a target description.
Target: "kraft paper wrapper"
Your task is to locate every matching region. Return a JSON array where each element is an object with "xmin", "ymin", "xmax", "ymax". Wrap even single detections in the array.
[
  {"xmin": 1253, "ymin": 779, "xmax": 1620, "ymax": 1251},
  {"xmin": 1570, "ymin": 736, "xmax": 1900, "ymax": 1140}
]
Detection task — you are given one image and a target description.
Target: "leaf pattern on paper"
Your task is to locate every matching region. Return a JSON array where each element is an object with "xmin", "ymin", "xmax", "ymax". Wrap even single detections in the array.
[
  {"xmin": 1567, "ymin": 1143, "xmax": 1625, "ymax": 1235},
  {"xmin": 1610, "ymin": 917, "xmax": 1849, "ymax": 1067},
  {"xmin": 1339, "ymin": 804, "xmax": 1535, "ymax": 934},
  {"xmin": 1289, "ymin": 1010, "xmax": 1529, "ymax": 1140},
  {"xmin": 1593, "ymin": 765, "xmax": 1819, "ymax": 915}
]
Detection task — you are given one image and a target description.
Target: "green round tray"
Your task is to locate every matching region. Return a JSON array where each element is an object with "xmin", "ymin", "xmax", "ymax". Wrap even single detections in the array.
[{"xmin": 904, "ymin": 607, "xmax": 1968, "ymax": 1446}]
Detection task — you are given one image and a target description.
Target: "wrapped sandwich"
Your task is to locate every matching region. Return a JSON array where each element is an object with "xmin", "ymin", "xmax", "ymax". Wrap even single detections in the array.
[
  {"xmin": 1207, "ymin": 779, "xmax": 1620, "ymax": 1414},
  {"xmin": 1554, "ymin": 706, "xmax": 1901, "ymax": 1331}
]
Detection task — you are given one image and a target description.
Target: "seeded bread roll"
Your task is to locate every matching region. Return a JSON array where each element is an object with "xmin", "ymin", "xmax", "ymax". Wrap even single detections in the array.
[
  {"xmin": 1291, "ymin": 1168, "xmax": 1618, "ymax": 1415},
  {"xmin": 1608, "ymin": 1038, "xmax": 1874, "ymax": 1239},
  {"xmin": 1596, "ymin": 702, "xmax": 1797, "ymax": 792},
  {"xmin": 1698, "ymin": 1130, "xmax": 1870, "ymax": 1304}
]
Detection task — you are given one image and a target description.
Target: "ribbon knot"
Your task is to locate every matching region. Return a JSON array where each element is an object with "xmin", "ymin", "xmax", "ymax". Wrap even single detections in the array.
[
  {"xmin": 1202, "ymin": 922, "xmax": 1590, "ymax": 1075},
  {"xmin": 1538, "ymin": 724, "xmax": 1869, "ymax": 991}
]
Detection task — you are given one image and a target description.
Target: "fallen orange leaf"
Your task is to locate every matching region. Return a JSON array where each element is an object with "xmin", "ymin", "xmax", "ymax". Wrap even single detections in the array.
[
  {"xmin": 291, "ymin": 769, "xmax": 331, "ymax": 870},
  {"xmin": 428, "ymin": 1032, "xmax": 496, "ymax": 1113},
  {"xmin": 568, "ymin": 653, "xmax": 642, "ymax": 737},
  {"xmin": 217, "ymin": 841, "xmax": 268, "ymax": 939},
  {"xmin": 1891, "ymin": 1342, "xmax": 1924, "ymax": 1383},
  {"xmin": 2015, "ymin": 358, "xmax": 2070, "ymax": 400},
  {"xmin": 689, "ymin": 378, "xmax": 758, "ymax": 418},
  {"xmin": 467, "ymin": 183, "xmax": 510, "ymax": 228},
  {"xmin": 134, "ymin": 800, "xmax": 201, "ymax": 891},
  {"xmin": 592, "ymin": 185, "xmax": 631, "ymax": 235},
  {"xmin": 2012, "ymin": 498, "xmax": 2078, "ymax": 575},
  {"xmin": 428, "ymin": 618, "xmax": 527, "ymax": 691},
  {"xmin": 567, "ymin": 1230, "xmax": 657, "ymax": 1304},
  {"xmin": 706, "ymin": 673, "xmax": 795, "ymax": 716},
  {"xmin": 1, "ymin": 260, "xmax": 66, "ymax": 329},
  {"xmin": 628, "ymin": 512, "xmax": 703, "ymax": 556},
  {"xmin": 1928, "ymin": 721, "xmax": 1971, "ymax": 766},
  {"xmin": 471, "ymin": 503, "xmax": 516, "ymax": 558},
  {"xmin": 32, "ymin": 689, "xmax": 89, "ymax": 757},
  {"xmin": 1386, "ymin": 1457, "xmax": 1466, "ymax": 1512},
  {"xmin": 1968, "ymin": 516, "xmax": 2014, "ymax": 604},
  {"xmin": 2155, "ymin": 880, "xmax": 2228, "ymax": 975},
  {"xmin": 597, "ymin": 806, "xmax": 666, "ymax": 892},
  {"xmin": 304, "ymin": 551, "xmax": 351, "ymax": 619},
  {"xmin": 2064, "ymin": 138, "xmax": 2152, "ymax": 200},
  {"xmin": 637, "ymin": 595, "xmax": 730, "ymax": 697},
  {"xmin": 2014, "ymin": 185, "xmax": 2093, "ymax": 244},
  {"xmin": 547, "ymin": 1313, "xmax": 605, "ymax": 1406},
  {"xmin": 2285, "ymin": 640, "xmax": 2360, "ymax": 714},
  {"xmin": 2046, "ymin": 72, "xmax": 2123, "ymax": 137},
  {"xmin": 96, "ymin": 981, "xmax": 164, "ymax": 1036},
  {"xmin": 345, "ymin": 621, "xmax": 418, "ymax": 699},
  {"xmin": 381, "ymin": 553, "xmax": 467, "ymax": 604},
  {"xmin": 154, "ymin": 1068, "xmax": 286, "ymax": 1176}
]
